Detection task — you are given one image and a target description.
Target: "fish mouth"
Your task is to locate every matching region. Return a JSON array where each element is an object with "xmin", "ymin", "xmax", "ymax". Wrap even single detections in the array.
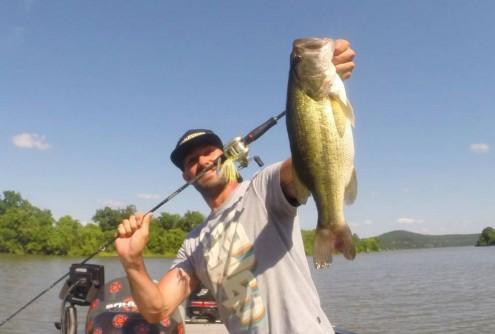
[
  {"xmin": 291, "ymin": 37, "xmax": 334, "ymax": 74},
  {"xmin": 290, "ymin": 38, "xmax": 335, "ymax": 97},
  {"xmin": 293, "ymin": 37, "xmax": 332, "ymax": 51}
]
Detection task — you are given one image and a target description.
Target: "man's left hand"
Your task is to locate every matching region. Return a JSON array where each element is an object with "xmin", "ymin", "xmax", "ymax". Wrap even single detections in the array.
[{"xmin": 333, "ymin": 39, "xmax": 356, "ymax": 80}]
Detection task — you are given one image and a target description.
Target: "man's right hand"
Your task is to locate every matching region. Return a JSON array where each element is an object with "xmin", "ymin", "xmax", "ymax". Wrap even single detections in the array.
[{"xmin": 115, "ymin": 213, "xmax": 152, "ymax": 268}]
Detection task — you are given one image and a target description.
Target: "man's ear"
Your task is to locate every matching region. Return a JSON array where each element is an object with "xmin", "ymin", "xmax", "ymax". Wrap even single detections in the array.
[{"xmin": 182, "ymin": 171, "xmax": 189, "ymax": 182}]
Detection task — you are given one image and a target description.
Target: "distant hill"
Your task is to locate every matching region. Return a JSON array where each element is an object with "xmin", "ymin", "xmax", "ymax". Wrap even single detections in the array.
[{"xmin": 377, "ymin": 230, "xmax": 480, "ymax": 250}]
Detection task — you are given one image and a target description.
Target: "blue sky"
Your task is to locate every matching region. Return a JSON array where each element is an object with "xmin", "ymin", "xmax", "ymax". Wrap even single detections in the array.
[{"xmin": 1, "ymin": 1, "xmax": 493, "ymax": 237}]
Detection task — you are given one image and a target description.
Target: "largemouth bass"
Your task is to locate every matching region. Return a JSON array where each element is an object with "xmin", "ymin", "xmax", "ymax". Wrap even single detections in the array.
[{"xmin": 286, "ymin": 37, "xmax": 357, "ymax": 269}]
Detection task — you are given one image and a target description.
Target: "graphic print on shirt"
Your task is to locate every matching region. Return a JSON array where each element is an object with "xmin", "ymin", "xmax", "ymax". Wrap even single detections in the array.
[{"xmin": 201, "ymin": 206, "xmax": 266, "ymax": 331}]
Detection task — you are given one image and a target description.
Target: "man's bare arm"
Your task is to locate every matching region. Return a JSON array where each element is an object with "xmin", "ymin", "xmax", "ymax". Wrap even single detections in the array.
[
  {"xmin": 125, "ymin": 262, "xmax": 198, "ymax": 323},
  {"xmin": 280, "ymin": 158, "xmax": 299, "ymax": 204},
  {"xmin": 115, "ymin": 213, "xmax": 198, "ymax": 323}
]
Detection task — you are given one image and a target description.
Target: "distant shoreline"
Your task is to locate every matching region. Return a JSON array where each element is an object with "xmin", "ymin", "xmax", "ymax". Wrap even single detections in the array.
[{"xmin": 0, "ymin": 252, "xmax": 177, "ymax": 259}]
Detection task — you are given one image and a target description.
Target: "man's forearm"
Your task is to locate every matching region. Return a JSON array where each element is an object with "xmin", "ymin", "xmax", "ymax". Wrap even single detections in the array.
[
  {"xmin": 123, "ymin": 257, "xmax": 197, "ymax": 323},
  {"xmin": 124, "ymin": 258, "xmax": 168, "ymax": 323}
]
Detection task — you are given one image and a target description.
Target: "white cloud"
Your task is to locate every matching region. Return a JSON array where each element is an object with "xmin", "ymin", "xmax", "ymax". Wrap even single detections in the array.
[
  {"xmin": 101, "ymin": 200, "xmax": 126, "ymax": 209},
  {"xmin": 137, "ymin": 193, "xmax": 160, "ymax": 200},
  {"xmin": 469, "ymin": 143, "xmax": 490, "ymax": 154},
  {"xmin": 363, "ymin": 219, "xmax": 373, "ymax": 225},
  {"xmin": 12, "ymin": 133, "xmax": 51, "ymax": 150},
  {"xmin": 397, "ymin": 217, "xmax": 423, "ymax": 225}
]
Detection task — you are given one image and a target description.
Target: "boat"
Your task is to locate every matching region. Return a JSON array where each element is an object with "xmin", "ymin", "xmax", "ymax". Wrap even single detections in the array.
[
  {"xmin": 55, "ymin": 263, "xmax": 356, "ymax": 334},
  {"xmin": 186, "ymin": 286, "xmax": 221, "ymax": 324},
  {"xmin": 54, "ymin": 263, "xmax": 183, "ymax": 333}
]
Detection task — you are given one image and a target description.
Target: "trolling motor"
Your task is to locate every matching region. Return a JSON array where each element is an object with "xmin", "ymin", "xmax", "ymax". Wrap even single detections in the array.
[{"xmin": 55, "ymin": 264, "xmax": 104, "ymax": 334}]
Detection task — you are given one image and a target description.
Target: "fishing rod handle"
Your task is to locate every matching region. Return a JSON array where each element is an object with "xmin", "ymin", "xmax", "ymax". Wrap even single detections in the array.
[{"xmin": 243, "ymin": 110, "xmax": 287, "ymax": 145}]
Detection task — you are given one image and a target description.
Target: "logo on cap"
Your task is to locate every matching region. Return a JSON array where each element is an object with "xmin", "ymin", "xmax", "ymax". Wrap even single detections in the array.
[{"xmin": 179, "ymin": 132, "xmax": 206, "ymax": 145}]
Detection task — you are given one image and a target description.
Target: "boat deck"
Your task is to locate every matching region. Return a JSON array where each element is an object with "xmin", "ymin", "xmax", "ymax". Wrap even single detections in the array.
[{"xmin": 185, "ymin": 322, "xmax": 228, "ymax": 333}]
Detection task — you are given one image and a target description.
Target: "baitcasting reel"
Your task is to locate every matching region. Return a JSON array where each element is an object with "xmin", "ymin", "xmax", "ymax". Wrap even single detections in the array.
[{"xmin": 223, "ymin": 136, "xmax": 264, "ymax": 169}]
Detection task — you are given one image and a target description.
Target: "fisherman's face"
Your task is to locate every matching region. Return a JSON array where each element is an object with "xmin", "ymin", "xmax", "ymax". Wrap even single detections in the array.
[{"xmin": 182, "ymin": 144, "xmax": 226, "ymax": 190}]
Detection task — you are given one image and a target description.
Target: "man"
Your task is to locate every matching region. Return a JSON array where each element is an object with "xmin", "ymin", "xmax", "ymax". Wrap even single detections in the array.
[{"xmin": 116, "ymin": 39, "xmax": 356, "ymax": 333}]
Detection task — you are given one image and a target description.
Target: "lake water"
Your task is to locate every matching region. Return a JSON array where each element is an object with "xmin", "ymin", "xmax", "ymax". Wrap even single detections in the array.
[{"xmin": 0, "ymin": 246, "xmax": 494, "ymax": 333}]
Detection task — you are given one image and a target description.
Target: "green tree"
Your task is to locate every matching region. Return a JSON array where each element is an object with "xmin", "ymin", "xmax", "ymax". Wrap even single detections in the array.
[
  {"xmin": 0, "ymin": 190, "xmax": 56, "ymax": 255},
  {"xmin": 0, "ymin": 191, "xmax": 29, "ymax": 214},
  {"xmin": 476, "ymin": 227, "xmax": 495, "ymax": 246},
  {"xmin": 146, "ymin": 217, "xmax": 167, "ymax": 254},
  {"xmin": 147, "ymin": 215, "xmax": 189, "ymax": 255},
  {"xmin": 302, "ymin": 230, "xmax": 315, "ymax": 255},
  {"xmin": 53, "ymin": 215, "xmax": 83, "ymax": 255},
  {"xmin": 162, "ymin": 228, "xmax": 187, "ymax": 256},
  {"xmin": 0, "ymin": 221, "xmax": 23, "ymax": 254},
  {"xmin": 157, "ymin": 212, "xmax": 181, "ymax": 230},
  {"xmin": 359, "ymin": 237, "xmax": 381, "ymax": 252},
  {"xmin": 177, "ymin": 210, "xmax": 204, "ymax": 232},
  {"xmin": 92, "ymin": 205, "xmax": 136, "ymax": 232},
  {"xmin": 75, "ymin": 223, "xmax": 106, "ymax": 256}
]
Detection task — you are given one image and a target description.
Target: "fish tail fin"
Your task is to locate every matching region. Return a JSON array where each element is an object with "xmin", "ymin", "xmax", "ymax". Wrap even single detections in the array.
[
  {"xmin": 334, "ymin": 223, "xmax": 357, "ymax": 261},
  {"xmin": 313, "ymin": 223, "xmax": 356, "ymax": 269},
  {"xmin": 313, "ymin": 227, "xmax": 334, "ymax": 269}
]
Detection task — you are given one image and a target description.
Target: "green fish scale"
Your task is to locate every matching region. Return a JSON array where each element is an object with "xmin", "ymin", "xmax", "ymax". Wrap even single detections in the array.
[{"xmin": 287, "ymin": 85, "xmax": 346, "ymax": 229}]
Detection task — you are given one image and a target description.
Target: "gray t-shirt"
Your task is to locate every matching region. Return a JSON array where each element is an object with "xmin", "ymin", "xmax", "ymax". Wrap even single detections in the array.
[{"xmin": 172, "ymin": 162, "xmax": 334, "ymax": 334}]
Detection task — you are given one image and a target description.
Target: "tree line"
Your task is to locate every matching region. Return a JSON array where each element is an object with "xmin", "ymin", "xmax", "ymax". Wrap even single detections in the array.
[
  {"xmin": 301, "ymin": 229, "xmax": 381, "ymax": 255},
  {"xmin": 1, "ymin": 190, "xmax": 384, "ymax": 257},
  {"xmin": 0, "ymin": 191, "xmax": 203, "ymax": 257}
]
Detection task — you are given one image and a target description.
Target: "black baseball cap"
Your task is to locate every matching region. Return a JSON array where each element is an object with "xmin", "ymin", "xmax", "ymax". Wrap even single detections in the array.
[{"xmin": 170, "ymin": 129, "xmax": 223, "ymax": 170}]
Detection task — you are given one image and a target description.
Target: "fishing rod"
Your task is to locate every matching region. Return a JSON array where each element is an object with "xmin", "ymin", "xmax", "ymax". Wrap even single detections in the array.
[{"xmin": 0, "ymin": 110, "xmax": 287, "ymax": 328}]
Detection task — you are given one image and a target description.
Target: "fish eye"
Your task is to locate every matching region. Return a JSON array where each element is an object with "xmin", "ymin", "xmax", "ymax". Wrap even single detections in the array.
[{"xmin": 292, "ymin": 55, "xmax": 303, "ymax": 66}]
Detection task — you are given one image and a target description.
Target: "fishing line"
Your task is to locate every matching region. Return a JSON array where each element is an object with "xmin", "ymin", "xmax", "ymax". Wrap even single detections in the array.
[{"xmin": 0, "ymin": 110, "xmax": 287, "ymax": 328}]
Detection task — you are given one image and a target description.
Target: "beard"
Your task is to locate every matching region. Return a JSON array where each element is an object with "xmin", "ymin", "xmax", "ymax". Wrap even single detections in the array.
[{"xmin": 193, "ymin": 167, "xmax": 228, "ymax": 195}]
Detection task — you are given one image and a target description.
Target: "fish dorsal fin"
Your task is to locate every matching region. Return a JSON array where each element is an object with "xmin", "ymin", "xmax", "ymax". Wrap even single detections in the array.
[
  {"xmin": 292, "ymin": 167, "xmax": 311, "ymax": 205},
  {"xmin": 344, "ymin": 168, "xmax": 358, "ymax": 205}
]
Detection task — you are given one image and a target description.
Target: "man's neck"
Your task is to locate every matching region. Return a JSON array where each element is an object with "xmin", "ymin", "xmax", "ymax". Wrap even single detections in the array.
[{"xmin": 203, "ymin": 180, "xmax": 239, "ymax": 211}]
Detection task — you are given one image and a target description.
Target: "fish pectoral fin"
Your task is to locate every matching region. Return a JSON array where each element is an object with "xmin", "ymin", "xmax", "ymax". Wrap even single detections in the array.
[
  {"xmin": 344, "ymin": 168, "xmax": 358, "ymax": 205},
  {"xmin": 330, "ymin": 96, "xmax": 354, "ymax": 138},
  {"xmin": 329, "ymin": 76, "xmax": 355, "ymax": 127},
  {"xmin": 345, "ymin": 99, "xmax": 355, "ymax": 127},
  {"xmin": 291, "ymin": 167, "xmax": 310, "ymax": 205}
]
